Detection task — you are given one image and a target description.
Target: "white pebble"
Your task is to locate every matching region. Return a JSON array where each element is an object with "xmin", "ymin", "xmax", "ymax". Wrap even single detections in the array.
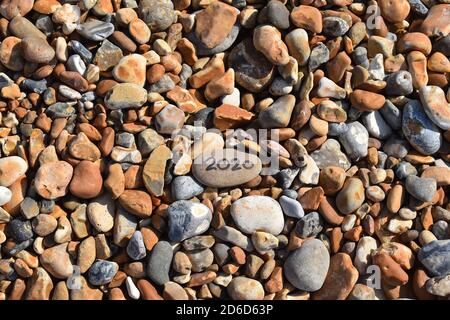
[
  {"xmin": 0, "ymin": 186, "xmax": 12, "ymax": 206},
  {"xmin": 126, "ymin": 276, "xmax": 140, "ymax": 300}
]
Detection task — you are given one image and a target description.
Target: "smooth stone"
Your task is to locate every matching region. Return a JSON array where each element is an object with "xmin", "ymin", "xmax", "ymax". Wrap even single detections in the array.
[
  {"xmin": 426, "ymin": 275, "xmax": 450, "ymax": 297},
  {"xmin": 69, "ymin": 161, "xmax": 102, "ymax": 199},
  {"xmin": 0, "ymin": 186, "xmax": 12, "ymax": 206},
  {"xmin": 167, "ymin": 200, "xmax": 212, "ymax": 242},
  {"xmin": 8, "ymin": 218, "xmax": 33, "ymax": 241},
  {"xmin": 171, "ymin": 176, "xmax": 204, "ymax": 200},
  {"xmin": 213, "ymin": 226, "xmax": 254, "ymax": 252},
  {"xmin": 88, "ymin": 260, "xmax": 119, "ymax": 285},
  {"xmin": 312, "ymin": 253, "xmax": 359, "ymax": 300},
  {"xmin": 361, "ymin": 111, "xmax": 393, "ymax": 140},
  {"xmin": 228, "ymin": 38, "xmax": 274, "ymax": 93},
  {"xmin": 193, "ymin": 2, "xmax": 238, "ymax": 49},
  {"xmin": 336, "ymin": 178, "xmax": 365, "ymax": 215},
  {"xmin": 354, "ymin": 236, "xmax": 378, "ymax": 274},
  {"xmin": 311, "ymin": 139, "xmax": 351, "ymax": 170},
  {"xmin": 77, "ymin": 20, "xmax": 115, "ymax": 41},
  {"xmin": 284, "ymin": 239, "xmax": 330, "ymax": 292},
  {"xmin": 40, "ymin": 243, "xmax": 73, "ymax": 279},
  {"xmin": 147, "ymin": 241, "xmax": 173, "ymax": 286},
  {"xmin": 405, "ymin": 175, "xmax": 436, "ymax": 202},
  {"xmin": 298, "ymin": 155, "xmax": 319, "ymax": 185},
  {"xmin": 118, "ymin": 190, "xmax": 152, "ymax": 218},
  {"xmin": 227, "ymin": 276, "xmax": 265, "ymax": 300},
  {"xmin": 87, "ymin": 193, "xmax": 116, "ymax": 233},
  {"xmin": 186, "ymin": 248, "xmax": 214, "ymax": 272},
  {"xmin": 295, "ymin": 211, "xmax": 323, "ymax": 238},
  {"xmin": 21, "ymin": 37, "xmax": 55, "ymax": 64},
  {"xmin": 339, "ymin": 122, "xmax": 369, "ymax": 160},
  {"xmin": 20, "ymin": 197, "xmax": 39, "ymax": 219},
  {"xmin": 192, "ymin": 149, "xmax": 261, "ymax": 188},
  {"xmin": 385, "ymin": 71, "xmax": 413, "ymax": 96},
  {"xmin": 258, "ymin": 94, "xmax": 295, "ymax": 128},
  {"xmin": 418, "ymin": 240, "xmax": 450, "ymax": 277},
  {"xmin": 402, "ymin": 100, "xmax": 442, "ymax": 155},
  {"xmin": 231, "ymin": 195, "xmax": 284, "ymax": 235},
  {"xmin": 0, "ymin": 156, "xmax": 28, "ymax": 187},
  {"xmin": 104, "ymin": 83, "xmax": 147, "ymax": 110},
  {"xmin": 112, "ymin": 54, "xmax": 147, "ymax": 87},
  {"xmin": 279, "ymin": 195, "xmax": 304, "ymax": 219},
  {"xmin": 395, "ymin": 161, "xmax": 418, "ymax": 179},
  {"xmin": 127, "ymin": 231, "xmax": 147, "ymax": 260},
  {"xmin": 138, "ymin": 0, "xmax": 175, "ymax": 32},
  {"xmin": 34, "ymin": 161, "xmax": 73, "ymax": 200},
  {"xmin": 309, "ymin": 43, "xmax": 329, "ymax": 71},
  {"xmin": 383, "ymin": 137, "xmax": 409, "ymax": 158},
  {"xmin": 420, "ymin": 86, "xmax": 450, "ymax": 130},
  {"xmin": 187, "ymin": 20, "xmax": 240, "ymax": 56},
  {"xmin": 266, "ymin": 0, "xmax": 290, "ymax": 29},
  {"xmin": 380, "ymin": 100, "xmax": 402, "ymax": 131},
  {"xmin": 277, "ymin": 167, "xmax": 300, "ymax": 189}
]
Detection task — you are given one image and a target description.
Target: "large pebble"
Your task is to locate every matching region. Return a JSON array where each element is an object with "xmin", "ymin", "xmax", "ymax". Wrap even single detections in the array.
[
  {"xmin": 339, "ymin": 122, "xmax": 369, "ymax": 160},
  {"xmin": 69, "ymin": 161, "xmax": 102, "ymax": 199},
  {"xmin": 147, "ymin": 240, "xmax": 173, "ymax": 286},
  {"xmin": 402, "ymin": 100, "xmax": 442, "ymax": 155},
  {"xmin": 0, "ymin": 156, "xmax": 28, "ymax": 187},
  {"xmin": 231, "ymin": 196, "xmax": 284, "ymax": 235},
  {"xmin": 405, "ymin": 175, "xmax": 436, "ymax": 203},
  {"xmin": 420, "ymin": 86, "xmax": 450, "ymax": 130},
  {"xmin": 227, "ymin": 276, "xmax": 265, "ymax": 300},
  {"xmin": 192, "ymin": 149, "xmax": 261, "ymax": 188},
  {"xmin": 171, "ymin": 176, "xmax": 204, "ymax": 200},
  {"xmin": 336, "ymin": 178, "xmax": 365, "ymax": 215},
  {"xmin": 34, "ymin": 161, "xmax": 73, "ymax": 199},
  {"xmin": 104, "ymin": 83, "xmax": 147, "ymax": 110},
  {"xmin": 418, "ymin": 240, "xmax": 450, "ymax": 277},
  {"xmin": 167, "ymin": 200, "xmax": 212, "ymax": 242},
  {"xmin": 284, "ymin": 239, "xmax": 330, "ymax": 292},
  {"xmin": 88, "ymin": 260, "xmax": 119, "ymax": 285}
]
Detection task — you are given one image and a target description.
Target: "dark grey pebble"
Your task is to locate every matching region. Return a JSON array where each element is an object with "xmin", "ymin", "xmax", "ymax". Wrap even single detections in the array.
[
  {"xmin": 295, "ymin": 211, "xmax": 323, "ymax": 238},
  {"xmin": 385, "ymin": 71, "xmax": 413, "ymax": 96},
  {"xmin": 8, "ymin": 219, "xmax": 33, "ymax": 242},
  {"xmin": 146, "ymin": 241, "xmax": 173, "ymax": 286},
  {"xmin": 405, "ymin": 175, "xmax": 437, "ymax": 202},
  {"xmin": 380, "ymin": 100, "xmax": 402, "ymax": 131}
]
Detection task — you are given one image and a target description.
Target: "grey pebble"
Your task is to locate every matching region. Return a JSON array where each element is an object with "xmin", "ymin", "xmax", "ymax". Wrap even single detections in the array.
[
  {"xmin": 77, "ymin": 20, "xmax": 115, "ymax": 41},
  {"xmin": 383, "ymin": 137, "xmax": 409, "ymax": 158},
  {"xmin": 402, "ymin": 100, "xmax": 442, "ymax": 155},
  {"xmin": 309, "ymin": 43, "xmax": 329, "ymax": 71},
  {"xmin": 147, "ymin": 241, "xmax": 173, "ymax": 286},
  {"xmin": 361, "ymin": 111, "xmax": 393, "ymax": 140},
  {"xmin": 284, "ymin": 239, "xmax": 330, "ymax": 291},
  {"xmin": 385, "ymin": 71, "xmax": 413, "ymax": 96},
  {"xmin": 339, "ymin": 122, "xmax": 369, "ymax": 160},
  {"xmin": 88, "ymin": 260, "xmax": 119, "ymax": 285},
  {"xmin": 266, "ymin": 0, "xmax": 290, "ymax": 29},
  {"xmin": 295, "ymin": 211, "xmax": 323, "ymax": 238},
  {"xmin": 213, "ymin": 226, "xmax": 254, "ymax": 252},
  {"xmin": 8, "ymin": 219, "xmax": 34, "ymax": 242},
  {"xmin": 405, "ymin": 175, "xmax": 437, "ymax": 202},
  {"xmin": 418, "ymin": 240, "xmax": 450, "ymax": 277},
  {"xmin": 127, "ymin": 231, "xmax": 147, "ymax": 260},
  {"xmin": 282, "ymin": 189, "xmax": 298, "ymax": 199},
  {"xmin": 395, "ymin": 161, "xmax": 417, "ymax": 179},
  {"xmin": 432, "ymin": 221, "xmax": 449, "ymax": 240},
  {"xmin": 171, "ymin": 176, "xmax": 204, "ymax": 201},
  {"xmin": 322, "ymin": 17, "xmax": 349, "ymax": 37},
  {"xmin": 380, "ymin": 100, "xmax": 402, "ymax": 131},
  {"xmin": 277, "ymin": 167, "xmax": 299, "ymax": 189},
  {"xmin": 212, "ymin": 243, "xmax": 230, "ymax": 266},
  {"xmin": 279, "ymin": 195, "xmax": 304, "ymax": 219},
  {"xmin": 167, "ymin": 200, "xmax": 212, "ymax": 242}
]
